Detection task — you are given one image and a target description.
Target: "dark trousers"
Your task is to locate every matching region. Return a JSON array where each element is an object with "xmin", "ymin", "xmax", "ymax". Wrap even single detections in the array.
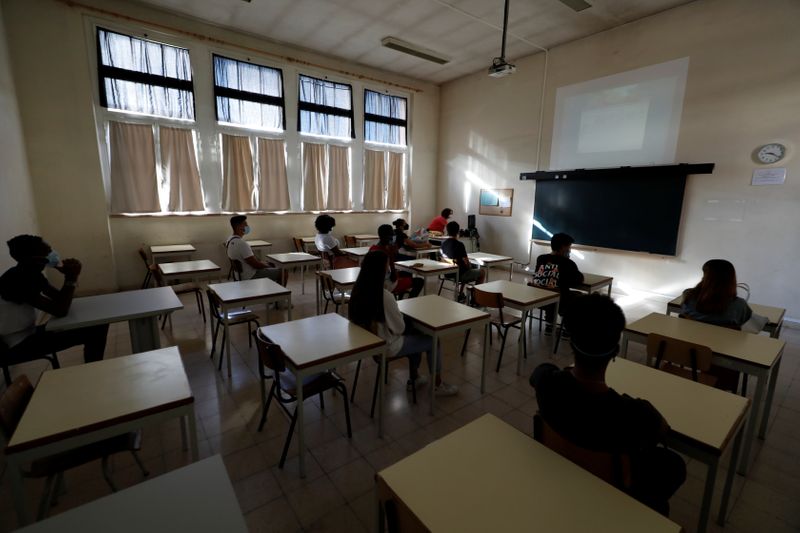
[
  {"xmin": 543, "ymin": 289, "xmax": 579, "ymax": 325},
  {"xmin": 8, "ymin": 323, "xmax": 110, "ymax": 365},
  {"xmin": 631, "ymin": 447, "xmax": 687, "ymax": 516}
]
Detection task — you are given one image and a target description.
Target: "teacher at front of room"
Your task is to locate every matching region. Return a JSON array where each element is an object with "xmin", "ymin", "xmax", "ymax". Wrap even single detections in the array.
[{"xmin": 427, "ymin": 208, "xmax": 454, "ymax": 234}]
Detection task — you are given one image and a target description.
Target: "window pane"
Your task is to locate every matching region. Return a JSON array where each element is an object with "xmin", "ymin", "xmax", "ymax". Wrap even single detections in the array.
[
  {"xmin": 365, "ymin": 90, "xmax": 406, "ymax": 120},
  {"xmin": 298, "ymin": 75, "xmax": 353, "ymax": 139},
  {"xmin": 300, "ymin": 110, "xmax": 351, "ymax": 139},
  {"xmin": 213, "ymin": 55, "xmax": 284, "ymax": 129},
  {"xmin": 99, "ymin": 30, "xmax": 192, "ymax": 81},
  {"xmin": 104, "ymin": 79, "xmax": 195, "ymax": 120},
  {"xmin": 299, "ymin": 75, "xmax": 351, "ymax": 110},
  {"xmin": 365, "ymin": 121, "xmax": 406, "ymax": 146},
  {"xmin": 364, "ymin": 89, "xmax": 407, "ymax": 145}
]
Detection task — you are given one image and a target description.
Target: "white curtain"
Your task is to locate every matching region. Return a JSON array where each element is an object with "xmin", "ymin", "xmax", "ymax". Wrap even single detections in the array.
[
  {"xmin": 303, "ymin": 142, "xmax": 326, "ymax": 211},
  {"xmin": 386, "ymin": 151, "xmax": 405, "ymax": 210},
  {"xmin": 327, "ymin": 145, "xmax": 351, "ymax": 210},
  {"xmin": 108, "ymin": 121, "xmax": 160, "ymax": 213},
  {"xmin": 363, "ymin": 149, "xmax": 385, "ymax": 210},
  {"xmin": 160, "ymin": 127, "xmax": 204, "ymax": 212},
  {"xmin": 257, "ymin": 138, "xmax": 290, "ymax": 211},
  {"xmin": 221, "ymin": 134, "xmax": 255, "ymax": 211}
]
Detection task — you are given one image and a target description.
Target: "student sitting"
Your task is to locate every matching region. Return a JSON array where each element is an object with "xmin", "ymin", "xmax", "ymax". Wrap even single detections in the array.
[
  {"xmin": 530, "ymin": 293, "xmax": 686, "ymax": 516},
  {"xmin": 225, "ymin": 215, "xmax": 287, "ymax": 285},
  {"xmin": 313, "ymin": 214, "xmax": 357, "ymax": 269},
  {"xmin": 440, "ymin": 221, "xmax": 485, "ymax": 302},
  {"xmin": 392, "ymin": 218, "xmax": 432, "ymax": 262},
  {"xmin": 349, "ymin": 250, "xmax": 458, "ymax": 396},
  {"xmin": 529, "ymin": 232, "xmax": 584, "ymax": 334},
  {"xmin": 427, "ymin": 208, "xmax": 453, "ymax": 234},
  {"xmin": 0, "ymin": 235, "xmax": 109, "ymax": 366},
  {"xmin": 370, "ymin": 224, "xmax": 424, "ymax": 298}
]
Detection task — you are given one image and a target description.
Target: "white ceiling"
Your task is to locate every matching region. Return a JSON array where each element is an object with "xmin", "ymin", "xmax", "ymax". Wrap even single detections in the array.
[{"xmin": 134, "ymin": 0, "xmax": 696, "ymax": 84}]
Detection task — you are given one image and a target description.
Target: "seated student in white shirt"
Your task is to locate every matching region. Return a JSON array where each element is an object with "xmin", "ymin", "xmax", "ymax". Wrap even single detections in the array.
[
  {"xmin": 225, "ymin": 215, "xmax": 286, "ymax": 285},
  {"xmin": 314, "ymin": 214, "xmax": 357, "ymax": 269}
]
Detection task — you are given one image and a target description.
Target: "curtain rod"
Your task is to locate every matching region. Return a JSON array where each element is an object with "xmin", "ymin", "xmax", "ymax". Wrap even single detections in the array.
[{"xmin": 58, "ymin": 0, "xmax": 424, "ymax": 93}]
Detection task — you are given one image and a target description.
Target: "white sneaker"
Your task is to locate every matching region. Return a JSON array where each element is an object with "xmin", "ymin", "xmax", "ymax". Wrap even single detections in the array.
[
  {"xmin": 435, "ymin": 382, "xmax": 459, "ymax": 396},
  {"xmin": 406, "ymin": 375, "xmax": 429, "ymax": 391}
]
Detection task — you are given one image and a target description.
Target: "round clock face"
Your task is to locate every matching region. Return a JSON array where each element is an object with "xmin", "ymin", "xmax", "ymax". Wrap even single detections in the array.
[{"xmin": 756, "ymin": 143, "xmax": 786, "ymax": 164}]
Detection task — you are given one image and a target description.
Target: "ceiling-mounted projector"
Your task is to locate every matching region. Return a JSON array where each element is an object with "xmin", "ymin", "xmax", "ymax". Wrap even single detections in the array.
[{"xmin": 488, "ymin": 57, "xmax": 516, "ymax": 78}]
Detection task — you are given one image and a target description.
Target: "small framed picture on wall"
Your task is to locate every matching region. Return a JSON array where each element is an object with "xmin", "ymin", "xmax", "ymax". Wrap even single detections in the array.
[{"xmin": 479, "ymin": 189, "xmax": 513, "ymax": 216}]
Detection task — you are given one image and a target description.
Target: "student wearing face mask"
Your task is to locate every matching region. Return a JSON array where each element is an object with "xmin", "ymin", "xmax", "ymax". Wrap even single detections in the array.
[
  {"xmin": 530, "ymin": 232, "xmax": 584, "ymax": 334},
  {"xmin": 225, "ymin": 215, "xmax": 286, "ymax": 285},
  {"xmin": 392, "ymin": 218, "xmax": 431, "ymax": 261},
  {"xmin": 0, "ymin": 234, "xmax": 109, "ymax": 374}
]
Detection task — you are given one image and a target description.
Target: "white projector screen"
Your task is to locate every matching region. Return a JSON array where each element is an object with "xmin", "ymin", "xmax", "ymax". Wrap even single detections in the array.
[{"xmin": 550, "ymin": 57, "xmax": 689, "ymax": 170}]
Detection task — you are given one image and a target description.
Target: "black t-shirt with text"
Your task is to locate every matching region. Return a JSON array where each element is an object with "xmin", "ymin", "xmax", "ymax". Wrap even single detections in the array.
[
  {"xmin": 440, "ymin": 238, "xmax": 470, "ymax": 275},
  {"xmin": 531, "ymin": 253, "xmax": 583, "ymax": 292}
]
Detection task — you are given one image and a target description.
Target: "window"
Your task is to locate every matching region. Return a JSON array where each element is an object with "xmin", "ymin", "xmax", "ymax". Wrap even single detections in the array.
[
  {"xmin": 213, "ymin": 55, "xmax": 285, "ymax": 130},
  {"xmin": 298, "ymin": 75, "xmax": 354, "ymax": 139},
  {"xmin": 97, "ymin": 28, "xmax": 195, "ymax": 120},
  {"xmin": 364, "ymin": 89, "xmax": 407, "ymax": 146}
]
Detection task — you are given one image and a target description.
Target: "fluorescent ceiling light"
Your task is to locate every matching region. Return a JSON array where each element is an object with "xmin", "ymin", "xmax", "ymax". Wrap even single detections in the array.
[
  {"xmin": 559, "ymin": 0, "xmax": 592, "ymax": 12},
  {"xmin": 381, "ymin": 37, "xmax": 450, "ymax": 65}
]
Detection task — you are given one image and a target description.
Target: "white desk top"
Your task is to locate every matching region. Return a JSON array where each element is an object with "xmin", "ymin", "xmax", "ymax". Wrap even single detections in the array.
[
  {"xmin": 626, "ymin": 313, "xmax": 785, "ymax": 369},
  {"xmin": 398, "ymin": 294, "xmax": 488, "ymax": 331},
  {"xmin": 7, "ymin": 347, "xmax": 193, "ymax": 454},
  {"xmin": 208, "ymin": 278, "xmax": 290, "ymax": 304},
  {"xmin": 468, "ymin": 252, "xmax": 513, "ymax": 265},
  {"xmin": 301, "ymin": 237, "xmax": 316, "ymax": 244},
  {"xmin": 580, "ymin": 272, "xmax": 614, "ymax": 287},
  {"xmin": 266, "ymin": 252, "xmax": 321, "ymax": 265},
  {"xmin": 341, "ymin": 246, "xmax": 372, "ymax": 257},
  {"xmin": 259, "ymin": 313, "xmax": 384, "ymax": 370},
  {"xmin": 477, "ymin": 280, "xmax": 559, "ymax": 307},
  {"xmin": 245, "ymin": 239, "xmax": 272, "ymax": 248},
  {"xmin": 317, "ymin": 267, "xmax": 360, "ymax": 286},
  {"xmin": 150, "ymin": 244, "xmax": 195, "ymax": 254},
  {"xmin": 159, "ymin": 260, "xmax": 220, "ymax": 276},
  {"xmin": 667, "ymin": 295, "xmax": 785, "ymax": 325},
  {"xmin": 378, "ymin": 414, "xmax": 680, "ymax": 533},
  {"xmin": 607, "ymin": 358, "xmax": 749, "ymax": 454},
  {"xmin": 17, "ymin": 455, "xmax": 247, "ymax": 533},
  {"xmin": 46, "ymin": 287, "xmax": 183, "ymax": 332},
  {"xmin": 395, "ymin": 258, "xmax": 458, "ymax": 274},
  {"xmin": 352, "ymin": 233, "xmax": 379, "ymax": 241}
]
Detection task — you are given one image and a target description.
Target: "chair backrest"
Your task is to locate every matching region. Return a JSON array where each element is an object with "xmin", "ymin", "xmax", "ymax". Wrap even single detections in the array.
[
  {"xmin": 254, "ymin": 330, "xmax": 287, "ymax": 373},
  {"xmin": 471, "ymin": 287, "xmax": 503, "ymax": 309},
  {"xmin": 533, "ymin": 413, "xmax": 632, "ymax": 490},
  {"xmin": 344, "ymin": 235, "xmax": 358, "ymax": 248},
  {"xmin": 292, "ymin": 237, "xmax": 305, "ymax": 253},
  {"xmin": 737, "ymin": 282, "xmax": 750, "ymax": 301},
  {"xmin": 320, "ymin": 273, "xmax": 337, "ymax": 300},
  {"xmin": 0, "ymin": 375, "xmax": 34, "ymax": 441},
  {"xmin": 229, "ymin": 259, "xmax": 243, "ymax": 281},
  {"xmin": 151, "ymin": 266, "xmax": 166, "ymax": 287},
  {"xmin": 205, "ymin": 289, "xmax": 223, "ymax": 321},
  {"xmin": 646, "ymin": 333, "xmax": 713, "ymax": 381},
  {"xmin": 138, "ymin": 247, "xmax": 151, "ymax": 269}
]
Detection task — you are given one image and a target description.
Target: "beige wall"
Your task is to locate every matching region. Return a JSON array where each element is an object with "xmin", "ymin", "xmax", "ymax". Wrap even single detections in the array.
[
  {"xmin": 2, "ymin": 0, "xmax": 439, "ymax": 291},
  {"xmin": 0, "ymin": 2, "xmax": 38, "ymax": 271},
  {"xmin": 438, "ymin": 0, "xmax": 800, "ymax": 320}
]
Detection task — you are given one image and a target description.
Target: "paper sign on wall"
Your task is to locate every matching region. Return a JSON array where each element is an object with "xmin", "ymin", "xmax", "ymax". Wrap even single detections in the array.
[{"xmin": 752, "ymin": 168, "xmax": 786, "ymax": 186}]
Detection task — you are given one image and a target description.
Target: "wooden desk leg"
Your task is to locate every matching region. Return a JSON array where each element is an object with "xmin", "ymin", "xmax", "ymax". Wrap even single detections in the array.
[
  {"xmin": 760, "ymin": 357, "xmax": 782, "ymax": 439},
  {"xmin": 296, "ymin": 370, "xmax": 307, "ymax": 477},
  {"xmin": 9, "ymin": 460, "xmax": 28, "ymax": 526},
  {"xmin": 718, "ymin": 419, "xmax": 745, "ymax": 526},
  {"xmin": 429, "ymin": 334, "xmax": 438, "ymax": 416},
  {"xmin": 516, "ymin": 310, "xmax": 529, "ymax": 376},
  {"xmin": 421, "ymin": 274, "xmax": 427, "ymax": 296},
  {"xmin": 739, "ymin": 369, "xmax": 768, "ymax": 474},
  {"xmin": 480, "ymin": 322, "xmax": 489, "ymax": 393},
  {"xmin": 130, "ymin": 316, "xmax": 160, "ymax": 352},
  {"xmin": 698, "ymin": 455, "xmax": 718, "ymax": 533}
]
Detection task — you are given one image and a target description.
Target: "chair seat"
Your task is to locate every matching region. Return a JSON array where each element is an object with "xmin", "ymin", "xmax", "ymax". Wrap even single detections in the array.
[
  {"xmin": 278, "ymin": 371, "xmax": 344, "ymax": 398},
  {"xmin": 659, "ymin": 363, "xmax": 718, "ymax": 387},
  {"xmin": 488, "ymin": 306, "xmax": 524, "ymax": 327},
  {"xmin": 326, "ymin": 292, "xmax": 351, "ymax": 304},
  {"xmin": 28, "ymin": 431, "xmax": 141, "ymax": 478}
]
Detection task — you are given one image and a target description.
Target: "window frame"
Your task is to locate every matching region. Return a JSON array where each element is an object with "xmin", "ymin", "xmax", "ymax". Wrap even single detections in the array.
[
  {"xmin": 297, "ymin": 74, "xmax": 355, "ymax": 140},
  {"xmin": 363, "ymin": 88, "xmax": 408, "ymax": 147},
  {"xmin": 212, "ymin": 53, "xmax": 286, "ymax": 132}
]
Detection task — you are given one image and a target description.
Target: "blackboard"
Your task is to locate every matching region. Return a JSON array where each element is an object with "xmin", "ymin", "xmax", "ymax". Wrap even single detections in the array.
[{"xmin": 531, "ymin": 174, "xmax": 687, "ymax": 255}]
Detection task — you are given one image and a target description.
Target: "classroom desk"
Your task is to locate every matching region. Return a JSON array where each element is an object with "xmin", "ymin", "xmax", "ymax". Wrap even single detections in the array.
[
  {"xmin": 621, "ymin": 312, "xmax": 785, "ymax": 475},
  {"xmin": 413, "ymin": 245, "xmax": 440, "ymax": 259},
  {"xmin": 395, "ymin": 259, "xmax": 459, "ymax": 299},
  {"xmin": 340, "ymin": 246, "xmax": 372, "ymax": 263},
  {"xmin": 265, "ymin": 252, "xmax": 322, "ymax": 294},
  {"xmin": 376, "ymin": 414, "xmax": 681, "ymax": 533},
  {"xmin": 258, "ymin": 314, "xmax": 386, "ymax": 477},
  {"xmin": 45, "ymin": 287, "xmax": 182, "ymax": 353},
  {"xmin": 150, "ymin": 244, "xmax": 196, "ymax": 264},
  {"xmin": 397, "ymin": 295, "xmax": 489, "ymax": 413},
  {"xmin": 245, "ymin": 239, "xmax": 272, "ymax": 260},
  {"xmin": 352, "ymin": 233, "xmax": 379, "ymax": 245},
  {"xmin": 208, "ymin": 278, "xmax": 292, "ymax": 377},
  {"xmin": 476, "ymin": 280, "xmax": 561, "ymax": 376},
  {"xmin": 315, "ymin": 267, "xmax": 360, "ymax": 315},
  {"xmin": 665, "ymin": 295, "xmax": 785, "ymax": 339},
  {"xmin": 607, "ymin": 358, "xmax": 749, "ymax": 532},
  {"xmin": 17, "ymin": 455, "xmax": 246, "ymax": 533},
  {"xmin": 158, "ymin": 259, "xmax": 221, "ymax": 283},
  {"xmin": 5, "ymin": 347, "xmax": 197, "ymax": 525},
  {"xmin": 468, "ymin": 252, "xmax": 514, "ymax": 281},
  {"xmin": 578, "ymin": 272, "xmax": 614, "ymax": 296}
]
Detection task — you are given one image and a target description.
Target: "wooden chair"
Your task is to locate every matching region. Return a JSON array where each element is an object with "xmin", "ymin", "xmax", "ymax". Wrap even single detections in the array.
[
  {"xmin": 471, "ymin": 287, "xmax": 527, "ymax": 372},
  {"xmin": 152, "ymin": 269, "xmax": 206, "ymax": 328},
  {"xmin": 344, "ymin": 235, "xmax": 358, "ymax": 248},
  {"xmin": 137, "ymin": 247, "xmax": 158, "ymax": 289},
  {"xmin": 647, "ymin": 333, "xmax": 717, "ymax": 386},
  {"xmin": 228, "ymin": 258, "xmax": 243, "ymax": 281},
  {"xmin": 0, "ymin": 375, "xmax": 148, "ymax": 520},
  {"xmin": 533, "ymin": 413, "xmax": 632, "ymax": 491},
  {"xmin": 320, "ymin": 273, "xmax": 350, "ymax": 314},
  {"xmin": 253, "ymin": 331, "xmax": 352, "ymax": 468},
  {"xmin": 1, "ymin": 340, "xmax": 60, "ymax": 387},
  {"xmin": 206, "ymin": 289, "xmax": 260, "ymax": 372},
  {"xmin": 349, "ymin": 350, "xmax": 419, "ymax": 418},
  {"xmin": 436, "ymin": 256, "xmax": 477, "ymax": 302}
]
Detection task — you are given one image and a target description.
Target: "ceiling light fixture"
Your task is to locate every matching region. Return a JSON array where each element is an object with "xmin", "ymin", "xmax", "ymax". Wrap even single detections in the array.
[
  {"xmin": 558, "ymin": 0, "xmax": 592, "ymax": 12},
  {"xmin": 381, "ymin": 36, "xmax": 451, "ymax": 65},
  {"xmin": 488, "ymin": 0, "xmax": 516, "ymax": 78}
]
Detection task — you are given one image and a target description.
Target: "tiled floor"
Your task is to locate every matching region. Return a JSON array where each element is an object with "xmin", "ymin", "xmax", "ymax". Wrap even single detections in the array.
[{"xmin": 1, "ymin": 271, "xmax": 799, "ymax": 532}]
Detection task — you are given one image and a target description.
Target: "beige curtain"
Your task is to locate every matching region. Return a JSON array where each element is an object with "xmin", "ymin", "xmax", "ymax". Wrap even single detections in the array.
[
  {"xmin": 327, "ymin": 145, "xmax": 351, "ymax": 210},
  {"xmin": 386, "ymin": 151, "xmax": 405, "ymax": 210},
  {"xmin": 303, "ymin": 142, "xmax": 326, "ymax": 211},
  {"xmin": 161, "ymin": 127, "xmax": 204, "ymax": 212},
  {"xmin": 109, "ymin": 121, "xmax": 159, "ymax": 213},
  {"xmin": 221, "ymin": 134, "xmax": 255, "ymax": 211},
  {"xmin": 363, "ymin": 149, "xmax": 385, "ymax": 210},
  {"xmin": 257, "ymin": 138, "xmax": 290, "ymax": 211}
]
